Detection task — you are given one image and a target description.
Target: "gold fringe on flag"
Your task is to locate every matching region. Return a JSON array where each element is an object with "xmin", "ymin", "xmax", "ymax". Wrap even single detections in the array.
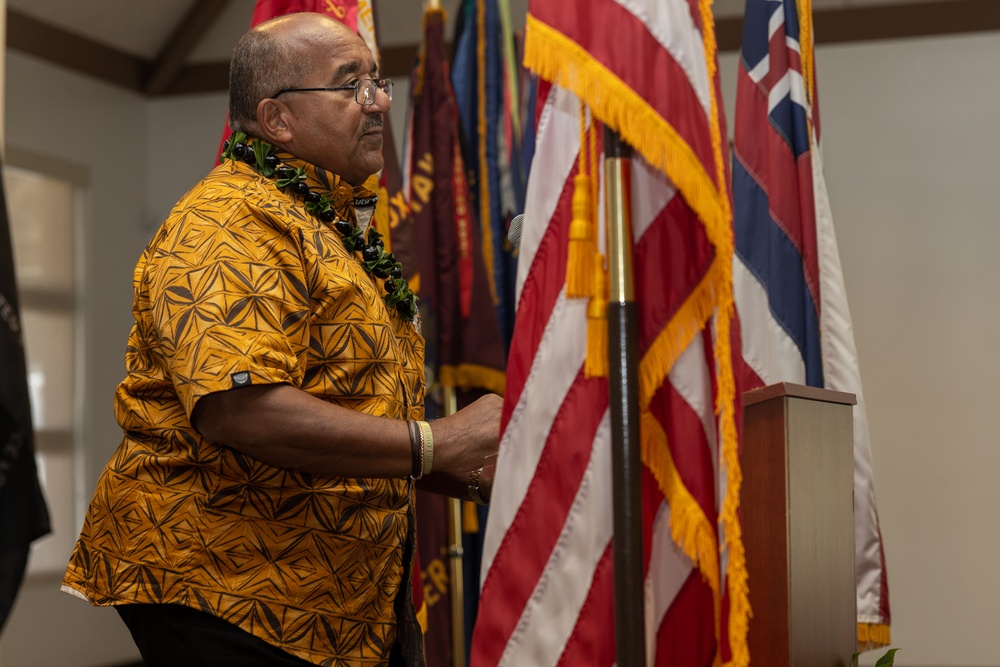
[
  {"xmin": 697, "ymin": 1, "xmax": 751, "ymax": 662},
  {"xmin": 858, "ymin": 622, "xmax": 892, "ymax": 652},
  {"xmin": 798, "ymin": 0, "xmax": 815, "ymax": 111},
  {"xmin": 641, "ymin": 411, "xmax": 721, "ymax": 591},
  {"xmin": 523, "ymin": 14, "xmax": 729, "ymax": 241},
  {"xmin": 525, "ymin": 4, "xmax": 751, "ymax": 664},
  {"xmin": 715, "ymin": 285, "xmax": 750, "ymax": 667},
  {"xmin": 698, "ymin": 1, "xmax": 751, "ymax": 662}
]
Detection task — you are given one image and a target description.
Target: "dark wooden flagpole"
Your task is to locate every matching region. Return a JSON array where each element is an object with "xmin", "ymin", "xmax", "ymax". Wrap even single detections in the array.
[{"xmin": 603, "ymin": 127, "xmax": 645, "ymax": 667}]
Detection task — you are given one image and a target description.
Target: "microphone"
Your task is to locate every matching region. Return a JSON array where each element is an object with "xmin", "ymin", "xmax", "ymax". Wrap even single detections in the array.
[{"xmin": 507, "ymin": 214, "xmax": 524, "ymax": 249}]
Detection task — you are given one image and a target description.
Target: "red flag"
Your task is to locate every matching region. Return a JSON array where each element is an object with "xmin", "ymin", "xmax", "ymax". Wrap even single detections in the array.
[
  {"xmin": 250, "ymin": 0, "xmax": 360, "ymax": 25},
  {"xmin": 470, "ymin": 1, "xmax": 749, "ymax": 665},
  {"xmin": 406, "ymin": 8, "xmax": 508, "ymax": 664},
  {"xmin": 407, "ymin": 6, "xmax": 506, "ymax": 399}
]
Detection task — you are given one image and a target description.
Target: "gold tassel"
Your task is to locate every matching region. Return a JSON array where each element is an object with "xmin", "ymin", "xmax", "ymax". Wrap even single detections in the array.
[
  {"xmin": 857, "ymin": 622, "xmax": 892, "ymax": 651},
  {"xmin": 585, "ymin": 252, "xmax": 608, "ymax": 378},
  {"xmin": 566, "ymin": 177, "xmax": 595, "ymax": 299}
]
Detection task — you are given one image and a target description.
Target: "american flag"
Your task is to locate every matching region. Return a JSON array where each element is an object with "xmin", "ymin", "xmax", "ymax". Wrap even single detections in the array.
[
  {"xmin": 732, "ymin": 0, "xmax": 891, "ymax": 650},
  {"xmin": 470, "ymin": 1, "xmax": 749, "ymax": 664}
]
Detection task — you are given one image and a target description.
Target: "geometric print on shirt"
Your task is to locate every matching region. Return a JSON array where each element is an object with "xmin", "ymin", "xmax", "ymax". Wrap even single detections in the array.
[{"xmin": 62, "ymin": 153, "xmax": 426, "ymax": 667}]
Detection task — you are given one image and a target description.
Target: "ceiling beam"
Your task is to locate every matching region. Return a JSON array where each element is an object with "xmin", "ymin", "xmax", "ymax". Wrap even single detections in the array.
[
  {"xmin": 144, "ymin": 0, "xmax": 232, "ymax": 96},
  {"xmin": 6, "ymin": 1, "xmax": 1000, "ymax": 97},
  {"xmin": 6, "ymin": 9, "xmax": 147, "ymax": 91},
  {"xmin": 815, "ymin": 0, "xmax": 1000, "ymax": 44},
  {"xmin": 716, "ymin": 0, "xmax": 1000, "ymax": 51}
]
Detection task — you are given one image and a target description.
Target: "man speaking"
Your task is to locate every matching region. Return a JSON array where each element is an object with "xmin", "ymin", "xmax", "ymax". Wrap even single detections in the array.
[{"xmin": 62, "ymin": 13, "xmax": 500, "ymax": 667}]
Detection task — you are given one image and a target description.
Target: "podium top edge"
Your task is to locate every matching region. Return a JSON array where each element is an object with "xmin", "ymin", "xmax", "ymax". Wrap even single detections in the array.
[{"xmin": 742, "ymin": 382, "xmax": 858, "ymax": 407}]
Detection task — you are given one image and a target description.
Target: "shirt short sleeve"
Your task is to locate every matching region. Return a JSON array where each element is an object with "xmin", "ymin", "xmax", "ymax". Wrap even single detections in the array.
[{"xmin": 146, "ymin": 196, "xmax": 311, "ymax": 417}]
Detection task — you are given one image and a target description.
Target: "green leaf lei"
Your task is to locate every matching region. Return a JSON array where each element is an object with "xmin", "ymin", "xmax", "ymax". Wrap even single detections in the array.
[{"xmin": 221, "ymin": 132, "xmax": 418, "ymax": 322}]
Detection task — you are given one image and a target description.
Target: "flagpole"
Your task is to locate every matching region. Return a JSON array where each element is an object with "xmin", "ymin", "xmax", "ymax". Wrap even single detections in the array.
[
  {"xmin": 603, "ymin": 128, "xmax": 645, "ymax": 667},
  {"xmin": 442, "ymin": 385, "xmax": 467, "ymax": 667}
]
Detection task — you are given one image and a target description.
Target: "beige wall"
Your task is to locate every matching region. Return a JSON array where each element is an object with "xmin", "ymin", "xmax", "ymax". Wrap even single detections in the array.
[
  {"xmin": 2, "ymin": 20, "xmax": 998, "ymax": 667},
  {"xmin": 1, "ymin": 50, "xmax": 150, "ymax": 667}
]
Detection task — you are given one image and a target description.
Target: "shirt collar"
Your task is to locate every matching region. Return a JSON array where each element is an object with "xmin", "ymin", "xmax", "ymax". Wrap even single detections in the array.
[{"xmin": 273, "ymin": 151, "xmax": 377, "ymax": 208}]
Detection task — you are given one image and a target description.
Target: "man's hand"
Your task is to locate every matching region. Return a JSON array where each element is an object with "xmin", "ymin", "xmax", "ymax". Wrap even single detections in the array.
[{"xmin": 429, "ymin": 393, "xmax": 503, "ymax": 473}]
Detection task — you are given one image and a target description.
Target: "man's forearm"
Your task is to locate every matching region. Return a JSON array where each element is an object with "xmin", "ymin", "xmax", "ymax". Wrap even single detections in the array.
[{"xmin": 191, "ymin": 382, "xmax": 502, "ymax": 480}]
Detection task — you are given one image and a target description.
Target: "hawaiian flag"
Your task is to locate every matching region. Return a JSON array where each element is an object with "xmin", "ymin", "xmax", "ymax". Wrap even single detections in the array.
[
  {"xmin": 732, "ymin": 0, "xmax": 891, "ymax": 650},
  {"xmin": 470, "ymin": 1, "xmax": 749, "ymax": 665},
  {"xmin": 0, "ymin": 160, "xmax": 51, "ymax": 634}
]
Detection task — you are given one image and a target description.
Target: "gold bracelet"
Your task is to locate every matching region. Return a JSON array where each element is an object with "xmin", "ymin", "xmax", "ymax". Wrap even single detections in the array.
[
  {"xmin": 468, "ymin": 467, "xmax": 486, "ymax": 505},
  {"xmin": 417, "ymin": 420, "xmax": 434, "ymax": 477}
]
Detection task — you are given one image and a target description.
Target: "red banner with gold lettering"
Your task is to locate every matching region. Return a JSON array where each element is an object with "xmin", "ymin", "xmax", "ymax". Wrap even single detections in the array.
[{"xmin": 407, "ymin": 7, "xmax": 508, "ymax": 664}]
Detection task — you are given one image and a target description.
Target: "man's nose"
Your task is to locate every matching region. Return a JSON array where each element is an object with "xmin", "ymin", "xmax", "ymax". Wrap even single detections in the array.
[{"xmin": 366, "ymin": 86, "xmax": 390, "ymax": 112}]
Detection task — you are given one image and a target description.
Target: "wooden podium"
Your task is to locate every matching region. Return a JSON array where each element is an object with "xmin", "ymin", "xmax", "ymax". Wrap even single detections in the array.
[{"xmin": 742, "ymin": 383, "xmax": 858, "ymax": 666}]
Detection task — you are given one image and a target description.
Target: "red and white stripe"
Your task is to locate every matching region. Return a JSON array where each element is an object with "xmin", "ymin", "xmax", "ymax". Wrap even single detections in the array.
[
  {"xmin": 470, "ymin": 0, "xmax": 750, "ymax": 661},
  {"xmin": 472, "ymin": 79, "xmax": 731, "ymax": 666}
]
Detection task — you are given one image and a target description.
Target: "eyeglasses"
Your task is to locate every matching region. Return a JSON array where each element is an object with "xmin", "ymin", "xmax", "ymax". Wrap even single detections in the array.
[{"xmin": 274, "ymin": 78, "xmax": 393, "ymax": 106}]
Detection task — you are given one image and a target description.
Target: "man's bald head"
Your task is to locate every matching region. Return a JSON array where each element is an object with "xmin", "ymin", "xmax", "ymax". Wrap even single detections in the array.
[{"xmin": 228, "ymin": 13, "xmax": 358, "ymax": 135}]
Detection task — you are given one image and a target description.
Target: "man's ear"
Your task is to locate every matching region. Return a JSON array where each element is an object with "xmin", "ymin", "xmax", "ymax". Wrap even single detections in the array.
[{"xmin": 256, "ymin": 98, "xmax": 293, "ymax": 145}]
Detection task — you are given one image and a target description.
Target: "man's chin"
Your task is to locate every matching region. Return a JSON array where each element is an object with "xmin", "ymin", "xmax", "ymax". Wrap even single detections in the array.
[
  {"xmin": 363, "ymin": 147, "xmax": 384, "ymax": 172},
  {"xmin": 344, "ymin": 158, "xmax": 384, "ymax": 186}
]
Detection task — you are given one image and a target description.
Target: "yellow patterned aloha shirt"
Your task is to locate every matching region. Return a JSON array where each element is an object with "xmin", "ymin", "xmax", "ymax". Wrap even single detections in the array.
[{"xmin": 62, "ymin": 152, "xmax": 425, "ymax": 666}]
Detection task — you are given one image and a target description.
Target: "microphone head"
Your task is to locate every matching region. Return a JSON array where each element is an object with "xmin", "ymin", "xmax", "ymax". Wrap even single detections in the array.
[{"xmin": 508, "ymin": 214, "xmax": 524, "ymax": 249}]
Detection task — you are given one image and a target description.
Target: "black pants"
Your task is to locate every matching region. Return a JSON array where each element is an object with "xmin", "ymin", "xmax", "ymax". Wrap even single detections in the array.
[{"xmin": 116, "ymin": 603, "xmax": 314, "ymax": 667}]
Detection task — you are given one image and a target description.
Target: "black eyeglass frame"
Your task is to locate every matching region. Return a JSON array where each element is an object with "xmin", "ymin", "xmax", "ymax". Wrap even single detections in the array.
[{"xmin": 273, "ymin": 78, "xmax": 393, "ymax": 105}]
